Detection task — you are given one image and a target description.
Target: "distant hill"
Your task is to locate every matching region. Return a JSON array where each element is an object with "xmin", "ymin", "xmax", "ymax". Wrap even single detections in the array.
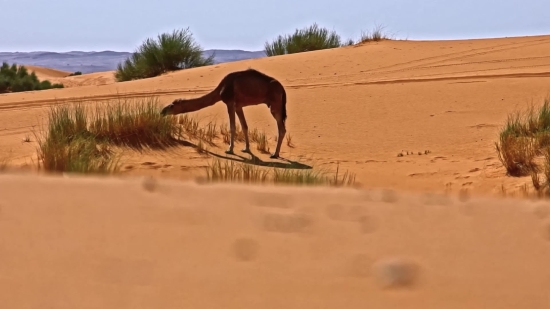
[{"xmin": 0, "ymin": 49, "xmax": 267, "ymax": 74}]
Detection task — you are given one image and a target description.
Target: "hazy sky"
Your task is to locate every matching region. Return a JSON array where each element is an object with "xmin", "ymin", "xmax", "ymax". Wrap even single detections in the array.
[{"xmin": 1, "ymin": 0, "xmax": 548, "ymax": 52}]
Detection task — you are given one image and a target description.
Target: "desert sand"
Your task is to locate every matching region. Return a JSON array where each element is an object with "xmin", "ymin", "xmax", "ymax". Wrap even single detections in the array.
[
  {"xmin": 1, "ymin": 174, "xmax": 550, "ymax": 308},
  {"xmin": 1, "ymin": 34, "xmax": 550, "ymax": 307}
]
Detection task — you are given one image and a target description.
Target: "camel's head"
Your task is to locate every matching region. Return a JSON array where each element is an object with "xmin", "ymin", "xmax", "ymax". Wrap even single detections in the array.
[{"xmin": 160, "ymin": 100, "xmax": 178, "ymax": 116}]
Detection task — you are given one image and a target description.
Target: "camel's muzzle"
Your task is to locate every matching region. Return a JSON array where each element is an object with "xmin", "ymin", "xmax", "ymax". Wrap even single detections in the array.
[{"xmin": 160, "ymin": 104, "xmax": 174, "ymax": 116}]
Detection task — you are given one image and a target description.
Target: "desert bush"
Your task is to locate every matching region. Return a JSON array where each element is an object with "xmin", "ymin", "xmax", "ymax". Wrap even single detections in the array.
[
  {"xmin": 68, "ymin": 71, "xmax": 83, "ymax": 76},
  {"xmin": 0, "ymin": 62, "xmax": 64, "ymax": 93},
  {"xmin": 496, "ymin": 98, "xmax": 550, "ymax": 179},
  {"xmin": 33, "ymin": 96, "xmax": 183, "ymax": 174},
  {"xmin": 115, "ymin": 28, "xmax": 215, "ymax": 82},
  {"xmin": 264, "ymin": 23, "xmax": 345, "ymax": 56}
]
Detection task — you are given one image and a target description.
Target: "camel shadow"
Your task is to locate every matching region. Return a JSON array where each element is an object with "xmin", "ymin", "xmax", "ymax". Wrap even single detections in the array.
[
  {"xmin": 178, "ymin": 139, "xmax": 312, "ymax": 170},
  {"xmin": 210, "ymin": 150, "xmax": 313, "ymax": 170}
]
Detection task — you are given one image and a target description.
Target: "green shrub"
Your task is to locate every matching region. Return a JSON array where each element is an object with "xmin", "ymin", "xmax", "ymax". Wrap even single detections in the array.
[
  {"xmin": 115, "ymin": 28, "xmax": 215, "ymax": 82},
  {"xmin": 0, "ymin": 61, "xmax": 64, "ymax": 93},
  {"xmin": 68, "ymin": 71, "xmax": 83, "ymax": 76},
  {"xmin": 264, "ymin": 23, "xmax": 345, "ymax": 56}
]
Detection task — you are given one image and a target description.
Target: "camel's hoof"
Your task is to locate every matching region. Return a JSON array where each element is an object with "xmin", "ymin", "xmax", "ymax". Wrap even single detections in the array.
[
  {"xmin": 225, "ymin": 149, "xmax": 234, "ymax": 155},
  {"xmin": 241, "ymin": 148, "xmax": 251, "ymax": 153},
  {"xmin": 270, "ymin": 153, "xmax": 279, "ymax": 159}
]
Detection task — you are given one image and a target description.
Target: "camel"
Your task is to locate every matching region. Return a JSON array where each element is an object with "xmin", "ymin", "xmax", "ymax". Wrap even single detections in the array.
[{"xmin": 160, "ymin": 68, "xmax": 288, "ymax": 158}]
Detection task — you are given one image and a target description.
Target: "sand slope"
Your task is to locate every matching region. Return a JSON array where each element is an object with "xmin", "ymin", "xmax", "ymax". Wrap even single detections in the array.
[
  {"xmin": 22, "ymin": 65, "xmax": 71, "ymax": 79},
  {"xmin": 22, "ymin": 65, "xmax": 116, "ymax": 88},
  {"xmin": 1, "ymin": 35, "xmax": 550, "ymax": 196},
  {"xmin": 1, "ymin": 173, "xmax": 549, "ymax": 308}
]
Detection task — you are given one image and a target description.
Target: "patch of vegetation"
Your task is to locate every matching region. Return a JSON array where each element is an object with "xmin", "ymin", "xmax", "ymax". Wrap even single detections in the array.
[
  {"xmin": 254, "ymin": 130, "xmax": 270, "ymax": 154},
  {"xmin": 358, "ymin": 24, "xmax": 389, "ymax": 43},
  {"xmin": 33, "ymin": 97, "xmax": 182, "ymax": 174},
  {"xmin": 204, "ymin": 158, "xmax": 356, "ymax": 187},
  {"xmin": 89, "ymin": 97, "xmax": 181, "ymax": 149},
  {"xmin": 33, "ymin": 103, "xmax": 119, "ymax": 174},
  {"xmin": 495, "ymin": 98, "xmax": 550, "ymax": 197},
  {"xmin": 264, "ymin": 23, "xmax": 349, "ymax": 57},
  {"xmin": 495, "ymin": 100, "xmax": 550, "ymax": 177},
  {"xmin": 0, "ymin": 62, "xmax": 64, "ymax": 93},
  {"xmin": 115, "ymin": 28, "xmax": 215, "ymax": 82},
  {"xmin": 68, "ymin": 71, "xmax": 83, "ymax": 76}
]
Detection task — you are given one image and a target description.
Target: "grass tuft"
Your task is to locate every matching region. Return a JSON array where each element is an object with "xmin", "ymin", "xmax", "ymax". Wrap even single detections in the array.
[
  {"xmin": 359, "ymin": 24, "xmax": 389, "ymax": 43},
  {"xmin": 89, "ymin": 97, "xmax": 181, "ymax": 149},
  {"xmin": 33, "ymin": 103, "xmax": 120, "ymax": 174},
  {"xmin": 495, "ymin": 98, "xmax": 550, "ymax": 176},
  {"xmin": 494, "ymin": 97, "xmax": 550, "ymax": 198},
  {"xmin": 255, "ymin": 131, "xmax": 270, "ymax": 154},
  {"xmin": 204, "ymin": 158, "xmax": 356, "ymax": 187}
]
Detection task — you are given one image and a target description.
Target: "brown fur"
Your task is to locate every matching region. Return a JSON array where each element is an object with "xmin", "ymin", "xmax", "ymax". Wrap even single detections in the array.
[{"xmin": 161, "ymin": 68, "xmax": 288, "ymax": 158}]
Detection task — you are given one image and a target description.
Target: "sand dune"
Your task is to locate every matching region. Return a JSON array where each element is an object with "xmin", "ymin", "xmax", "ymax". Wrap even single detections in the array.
[
  {"xmin": 23, "ymin": 65, "xmax": 72, "ymax": 79},
  {"xmin": 1, "ymin": 173, "xmax": 549, "ymax": 308},
  {"xmin": 2, "ymin": 35, "xmax": 550, "ymax": 196},
  {"xmin": 22, "ymin": 65, "xmax": 117, "ymax": 88},
  {"xmin": 2, "ymin": 34, "xmax": 550, "ymax": 307}
]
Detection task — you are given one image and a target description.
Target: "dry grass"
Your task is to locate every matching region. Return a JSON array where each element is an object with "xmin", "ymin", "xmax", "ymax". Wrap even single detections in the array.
[
  {"xmin": 178, "ymin": 115, "xmax": 278, "ymax": 153},
  {"xmin": 204, "ymin": 158, "xmax": 356, "ymax": 187},
  {"xmin": 496, "ymin": 133, "xmax": 537, "ymax": 176},
  {"xmin": 495, "ymin": 98, "xmax": 550, "ymax": 197},
  {"xmin": 286, "ymin": 133, "xmax": 295, "ymax": 148},
  {"xmin": 32, "ymin": 96, "xmax": 182, "ymax": 174},
  {"xmin": 255, "ymin": 131, "xmax": 270, "ymax": 153},
  {"xmin": 177, "ymin": 114, "xmax": 219, "ymax": 145},
  {"xmin": 195, "ymin": 139, "xmax": 208, "ymax": 155},
  {"xmin": 88, "ymin": 97, "xmax": 182, "ymax": 149},
  {"xmin": 495, "ymin": 98, "xmax": 550, "ymax": 177},
  {"xmin": 220, "ymin": 124, "xmax": 245, "ymax": 144},
  {"xmin": 359, "ymin": 24, "xmax": 389, "ymax": 43},
  {"xmin": 205, "ymin": 159, "xmax": 270, "ymax": 183}
]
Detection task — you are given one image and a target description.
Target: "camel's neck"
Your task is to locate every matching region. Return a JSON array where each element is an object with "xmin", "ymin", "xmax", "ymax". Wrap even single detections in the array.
[{"xmin": 173, "ymin": 89, "xmax": 221, "ymax": 114}]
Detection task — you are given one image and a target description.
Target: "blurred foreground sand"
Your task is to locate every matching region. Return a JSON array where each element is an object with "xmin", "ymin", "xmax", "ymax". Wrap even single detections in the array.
[{"xmin": 1, "ymin": 172, "xmax": 549, "ymax": 308}]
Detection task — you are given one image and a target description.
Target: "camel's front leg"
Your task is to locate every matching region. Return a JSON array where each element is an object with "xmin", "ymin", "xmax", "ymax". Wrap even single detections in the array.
[
  {"xmin": 225, "ymin": 103, "xmax": 236, "ymax": 155},
  {"xmin": 236, "ymin": 107, "xmax": 250, "ymax": 153}
]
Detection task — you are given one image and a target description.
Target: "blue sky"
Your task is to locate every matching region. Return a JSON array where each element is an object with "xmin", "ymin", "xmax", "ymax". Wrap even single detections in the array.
[{"xmin": 1, "ymin": 0, "xmax": 548, "ymax": 52}]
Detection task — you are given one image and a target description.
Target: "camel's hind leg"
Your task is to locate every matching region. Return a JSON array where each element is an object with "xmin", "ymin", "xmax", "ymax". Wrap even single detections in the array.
[
  {"xmin": 225, "ymin": 102, "xmax": 237, "ymax": 155},
  {"xmin": 236, "ymin": 106, "xmax": 250, "ymax": 153},
  {"xmin": 270, "ymin": 109, "xmax": 286, "ymax": 159}
]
